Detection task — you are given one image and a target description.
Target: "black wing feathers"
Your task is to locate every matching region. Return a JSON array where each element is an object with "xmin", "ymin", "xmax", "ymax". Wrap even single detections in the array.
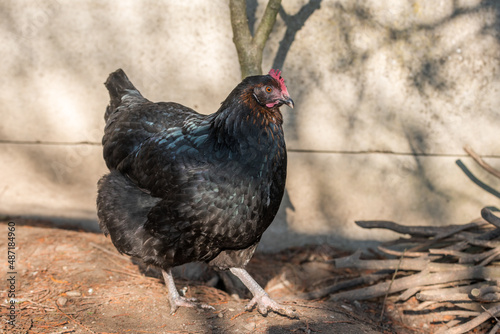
[{"xmin": 103, "ymin": 70, "xmax": 200, "ymax": 171}]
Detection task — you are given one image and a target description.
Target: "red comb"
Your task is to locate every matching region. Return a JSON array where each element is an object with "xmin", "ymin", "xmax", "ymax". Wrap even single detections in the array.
[{"xmin": 268, "ymin": 69, "xmax": 289, "ymax": 96}]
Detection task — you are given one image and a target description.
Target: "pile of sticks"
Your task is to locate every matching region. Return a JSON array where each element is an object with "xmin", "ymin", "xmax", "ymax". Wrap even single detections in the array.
[
  {"xmin": 299, "ymin": 146, "xmax": 500, "ymax": 332},
  {"xmin": 301, "ymin": 208, "xmax": 500, "ymax": 333}
]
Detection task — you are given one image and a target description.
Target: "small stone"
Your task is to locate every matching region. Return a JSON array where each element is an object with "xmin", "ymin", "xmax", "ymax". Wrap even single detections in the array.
[
  {"xmin": 228, "ymin": 308, "xmax": 235, "ymax": 312},
  {"xmin": 66, "ymin": 291, "xmax": 81, "ymax": 297},
  {"xmin": 57, "ymin": 297, "xmax": 68, "ymax": 307},
  {"xmin": 217, "ymin": 312, "xmax": 223, "ymax": 318}
]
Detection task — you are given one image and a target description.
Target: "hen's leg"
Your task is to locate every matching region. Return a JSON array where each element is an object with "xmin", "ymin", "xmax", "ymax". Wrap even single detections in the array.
[
  {"xmin": 229, "ymin": 267, "xmax": 298, "ymax": 318},
  {"xmin": 161, "ymin": 269, "xmax": 214, "ymax": 314}
]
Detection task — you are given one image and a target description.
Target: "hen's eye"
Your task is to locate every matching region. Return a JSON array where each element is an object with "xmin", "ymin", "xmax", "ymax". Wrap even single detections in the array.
[{"xmin": 265, "ymin": 86, "xmax": 272, "ymax": 93}]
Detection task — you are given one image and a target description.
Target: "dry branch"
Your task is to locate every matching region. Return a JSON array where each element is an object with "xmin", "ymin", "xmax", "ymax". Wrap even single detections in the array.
[
  {"xmin": 297, "ymin": 272, "xmax": 387, "ymax": 300},
  {"xmin": 355, "ymin": 220, "xmax": 466, "ymax": 237},
  {"xmin": 329, "ymin": 267, "xmax": 500, "ymax": 301},
  {"xmin": 488, "ymin": 322, "xmax": 500, "ymax": 334},
  {"xmin": 428, "ymin": 246, "xmax": 500, "ymax": 264},
  {"xmin": 446, "ymin": 304, "xmax": 500, "ymax": 334},
  {"xmin": 479, "ymin": 247, "xmax": 500, "ymax": 266},
  {"xmin": 398, "ymin": 281, "xmax": 476, "ymax": 301},
  {"xmin": 334, "ymin": 250, "xmax": 471, "ymax": 272},
  {"xmin": 356, "ymin": 220, "xmax": 487, "ymax": 238},
  {"xmin": 398, "ymin": 286, "xmax": 421, "ymax": 301},
  {"xmin": 435, "ymin": 320, "xmax": 462, "ymax": 334},
  {"xmin": 377, "ymin": 245, "xmax": 427, "ymax": 258},
  {"xmin": 481, "ymin": 207, "xmax": 500, "ymax": 229},
  {"xmin": 471, "ymin": 285, "xmax": 500, "ymax": 303},
  {"xmin": 417, "ymin": 292, "xmax": 470, "ymax": 302},
  {"xmin": 456, "ymin": 235, "xmax": 500, "ymax": 248},
  {"xmin": 379, "ymin": 250, "xmax": 405, "ymax": 321},
  {"xmin": 478, "ymin": 227, "xmax": 500, "ymax": 241},
  {"xmin": 415, "ymin": 282, "xmax": 489, "ymax": 302},
  {"xmin": 452, "ymin": 301, "xmax": 500, "ymax": 312},
  {"xmin": 331, "ymin": 208, "xmax": 500, "ymax": 332},
  {"xmin": 432, "ymin": 221, "xmax": 488, "ymax": 239},
  {"xmin": 464, "ymin": 145, "xmax": 500, "ymax": 179}
]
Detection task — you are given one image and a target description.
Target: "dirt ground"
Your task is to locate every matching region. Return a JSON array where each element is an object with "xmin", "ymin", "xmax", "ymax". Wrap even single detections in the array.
[{"xmin": 1, "ymin": 219, "xmax": 450, "ymax": 334}]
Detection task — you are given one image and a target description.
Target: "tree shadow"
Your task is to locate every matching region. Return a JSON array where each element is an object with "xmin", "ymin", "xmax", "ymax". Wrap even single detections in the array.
[
  {"xmin": 272, "ymin": 0, "xmax": 322, "ymax": 70},
  {"xmin": 285, "ymin": 0, "xmax": 500, "ymax": 234}
]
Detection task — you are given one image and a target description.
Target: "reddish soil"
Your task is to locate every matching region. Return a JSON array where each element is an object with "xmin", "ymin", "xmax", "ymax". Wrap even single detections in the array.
[{"xmin": 1, "ymin": 219, "xmax": 443, "ymax": 334}]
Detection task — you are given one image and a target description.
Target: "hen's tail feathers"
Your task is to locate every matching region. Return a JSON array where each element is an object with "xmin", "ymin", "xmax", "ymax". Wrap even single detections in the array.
[{"xmin": 104, "ymin": 69, "xmax": 143, "ymax": 121}]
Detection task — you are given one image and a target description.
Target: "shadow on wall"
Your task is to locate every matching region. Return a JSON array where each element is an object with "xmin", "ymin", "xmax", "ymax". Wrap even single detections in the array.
[
  {"xmin": 272, "ymin": 0, "xmax": 322, "ymax": 70},
  {"xmin": 284, "ymin": 0, "xmax": 500, "ymax": 229}
]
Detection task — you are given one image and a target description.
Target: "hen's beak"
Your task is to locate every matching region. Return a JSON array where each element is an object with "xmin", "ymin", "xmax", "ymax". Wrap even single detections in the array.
[{"xmin": 281, "ymin": 96, "xmax": 294, "ymax": 109}]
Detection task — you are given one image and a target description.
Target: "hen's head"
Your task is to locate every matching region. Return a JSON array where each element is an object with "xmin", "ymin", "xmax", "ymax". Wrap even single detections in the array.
[{"xmin": 252, "ymin": 69, "xmax": 294, "ymax": 110}]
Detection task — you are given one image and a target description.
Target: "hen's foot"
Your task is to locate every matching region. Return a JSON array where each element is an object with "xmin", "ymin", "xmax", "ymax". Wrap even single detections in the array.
[
  {"xmin": 229, "ymin": 267, "xmax": 299, "ymax": 319},
  {"xmin": 162, "ymin": 268, "xmax": 215, "ymax": 315},
  {"xmin": 245, "ymin": 293, "xmax": 298, "ymax": 318},
  {"xmin": 169, "ymin": 296, "xmax": 215, "ymax": 315}
]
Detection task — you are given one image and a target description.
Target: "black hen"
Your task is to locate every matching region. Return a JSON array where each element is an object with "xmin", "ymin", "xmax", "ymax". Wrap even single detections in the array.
[{"xmin": 97, "ymin": 68, "xmax": 295, "ymax": 317}]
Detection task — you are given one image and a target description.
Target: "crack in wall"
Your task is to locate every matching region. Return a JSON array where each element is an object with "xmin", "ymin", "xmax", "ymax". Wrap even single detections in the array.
[
  {"xmin": 289, "ymin": 149, "xmax": 500, "ymax": 158},
  {"xmin": 1, "ymin": 140, "xmax": 500, "ymax": 158},
  {"xmin": 0, "ymin": 140, "xmax": 101, "ymax": 146}
]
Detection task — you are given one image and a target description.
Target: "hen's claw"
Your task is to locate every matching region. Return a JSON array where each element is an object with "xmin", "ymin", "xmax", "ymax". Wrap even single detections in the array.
[
  {"xmin": 162, "ymin": 269, "xmax": 215, "ymax": 315},
  {"xmin": 230, "ymin": 267, "xmax": 299, "ymax": 318},
  {"xmin": 245, "ymin": 294, "xmax": 298, "ymax": 318},
  {"xmin": 169, "ymin": 296, "xmax": 215, "ymax": 314}
]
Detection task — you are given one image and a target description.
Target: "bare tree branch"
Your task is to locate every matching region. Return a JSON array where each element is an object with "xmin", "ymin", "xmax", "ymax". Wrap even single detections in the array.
[
  {"xmin": 229, "ymin": 0, "xmax": 254, "ymax": 76},
  {"xmin": 229, "ymin": 0, "xmax": 282, "ymax": 78},
  {"xmin": 254, "ymin": 0, "xmax": 281, "ymax": 50}
]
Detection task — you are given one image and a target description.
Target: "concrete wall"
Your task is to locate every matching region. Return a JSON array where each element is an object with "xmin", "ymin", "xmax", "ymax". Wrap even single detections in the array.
[{"xmin": 1, "ymin": 0, "xmax": 499, "ymax": 250}]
